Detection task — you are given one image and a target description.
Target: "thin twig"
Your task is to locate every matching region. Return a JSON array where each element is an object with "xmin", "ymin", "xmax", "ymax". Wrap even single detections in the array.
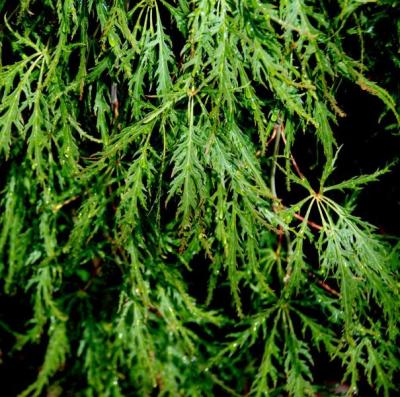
[
  {"xmin": 293, "ymin": 212, "xmax": 322, "ymax": 231},
  {"xmin": 280, "ymin": 128, "xmax": 304, "ymax": 179},
  {"xmin": 270, "ymin": 120, "xmax": 293, "ymax": 284},
  {"xmin": 307, "ymin": 271, "xmax": 340, "ymax": 297},
  {"xmin": 271, "ymin": 125, "xmax": 322, "ymax": 231},
  {"xmin": 270, "ymin": 123, "xmax": 282, "ymax": 199}
]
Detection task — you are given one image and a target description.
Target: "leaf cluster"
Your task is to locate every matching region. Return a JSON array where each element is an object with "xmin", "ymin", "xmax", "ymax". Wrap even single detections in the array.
[{"xmin": 0, "ymin": 1, "xmax": 399, "ymax": 396}]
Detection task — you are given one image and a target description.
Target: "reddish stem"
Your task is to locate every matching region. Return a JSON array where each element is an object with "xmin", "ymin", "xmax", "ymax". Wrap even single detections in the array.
[{"xmin": 293, "ymin": 212, "xmax": 323, "ymax": 231}]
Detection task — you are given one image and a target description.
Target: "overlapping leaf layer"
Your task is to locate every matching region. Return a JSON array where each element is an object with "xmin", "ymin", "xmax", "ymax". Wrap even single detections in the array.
[{"xmin": 0, "ymin": 1, "xmax": 399, "ymax": 396}]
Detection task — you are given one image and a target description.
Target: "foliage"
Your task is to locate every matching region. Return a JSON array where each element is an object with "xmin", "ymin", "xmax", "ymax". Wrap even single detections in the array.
[{"xmin": 0, "ymin": 1, "xmax": 399, "ymax": 396}]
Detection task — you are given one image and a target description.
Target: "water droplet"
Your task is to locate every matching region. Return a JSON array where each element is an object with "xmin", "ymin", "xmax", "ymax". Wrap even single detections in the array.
[{"xmin": 252, "ymin": 321, "xmax": 259, "ymax": 332}]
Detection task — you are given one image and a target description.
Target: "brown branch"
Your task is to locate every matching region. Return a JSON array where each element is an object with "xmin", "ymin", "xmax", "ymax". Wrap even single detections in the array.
[
  {"xmin": 293, "ymin": 212, "xmax": 323, "ymax": 231},
  {"xmin": 267, "ymin": 121, "xmax": 322, "ymax": 231},
  {"xmin": 280, "ymin": 128, "xmax": 304, "ymax": 179},
  {"xmin": 307, "ymin": 271, "xmax": 340, "ymax": 297}
]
